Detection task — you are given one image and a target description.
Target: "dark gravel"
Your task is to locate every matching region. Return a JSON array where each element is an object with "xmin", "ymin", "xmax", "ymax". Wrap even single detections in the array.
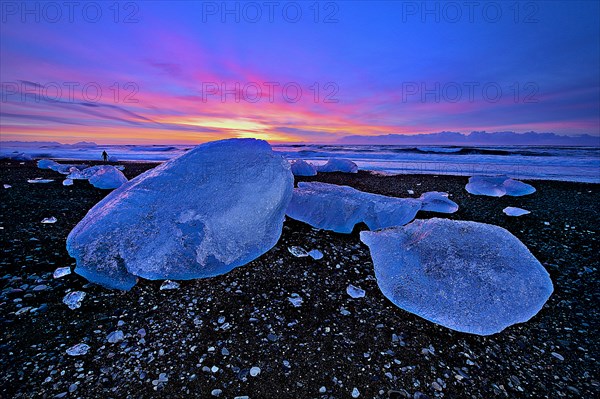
[{"xmin": 1, "ymin": 160, "xmax": 598, "ymax": 399}]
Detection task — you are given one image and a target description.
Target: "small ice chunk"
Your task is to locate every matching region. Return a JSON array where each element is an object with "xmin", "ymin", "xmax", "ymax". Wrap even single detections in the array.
[
  {"xmin": 27, "ymin": 178, "xmax": 54, "ymax": 183},
  {"xmin": 407, "ymin": 190, "xmax": 414, "ymax": 195},
  {"xmin": 503, "ymin": 207, "xmax": 530, "ymax": 217},
  {"xmin": 63, "ymin": 179, "xmax": 73, "ymax": 186},
  {"xmin": 107, "ymin": 330, "xmax": 124, "ymax": 343},
  {"xmin": 41, "ymin": 217, "xmax": 57, "ymax": 224},
  {"xmin": 352, "ymin": 387, "xmax": 360, "ymax": 398},
  {"xmin": 63, "ymin": 291, "xmax": 86, "ymax": 310},
  {"xmin": 466, "ymin": 176, "xmax": 535, "ymax": 197},
  {"xmin": 160, "ymin": 280, "xmax": 180, "ymax": 290},
  {"xmin": 290, "ymin": 160, "xmax": 317, "ymax": 176},
  {"xmin": 419, "ymin": 191, "xmax": 458, "ymax": 213},
  {"xmin": 347, "ymin": 284, "xmax": 365, "ymax": 298},
  {"xmin": 249, "ymin": 367, "xmax": 261, "ymax": 377},
  {"xmin": 287, "ymin": 182, "xmax": 421, "ymax": 233},
  {"xmin": 37, "ymin": 159, "xmax": 59, "ymax": 170},
  {"xmin": 88, "ymin": 166, "xmax": 128, "ymax": 189},
  {"xmin": 360, "ymin": 218, "xmax": 554, "ymax": 335},
  {"xmin": 288, "ymin": 293, "xmax": 303, "ymax": 307},
  {"xmin": 3, "ymin": 184, "xmax": 11, "ymax": 189},
  {"xmin": 316, "ymin": 158, "xmax": 358, "ymax": 173},
  {"xmin": 66, "ymin": 343, "xmax": 90, "ymax": 356},
  {"xmin": 53, "ymin": 267, "xmax": 72, "ymax": 278},
  {"xmin": 308, "ymin": 249, "xmax": 323, "ymax": 260},
  {"xmin": 288, "ymin": 246, "xmax": 309, "ymax": 257}
]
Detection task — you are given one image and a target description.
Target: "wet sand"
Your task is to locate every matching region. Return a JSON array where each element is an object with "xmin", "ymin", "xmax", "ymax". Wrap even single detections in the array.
[{"xmin": 1, "ymin": 160, "xmax": 598, "ymax": 398}]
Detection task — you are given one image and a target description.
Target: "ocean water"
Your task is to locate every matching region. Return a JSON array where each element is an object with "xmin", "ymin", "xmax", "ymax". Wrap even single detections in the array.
[{"xmin": 1, "ymin": 142, "xmax": 599, "ymax": 183}]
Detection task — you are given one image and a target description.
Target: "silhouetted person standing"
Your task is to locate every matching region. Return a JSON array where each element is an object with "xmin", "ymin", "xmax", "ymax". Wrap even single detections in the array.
[{"xmin": 102, "ymin": 150, "xmax": 108, "ymax": 163}]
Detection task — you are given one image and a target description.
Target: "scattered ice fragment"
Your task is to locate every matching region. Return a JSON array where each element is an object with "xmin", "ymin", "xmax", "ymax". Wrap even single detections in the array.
[
  {"xmin": 419, "ymin": 191, "xmax": 458, "ymax": 213},
  {"xmin": 66, "ymin": 139, "xmax": 293, "ymax": 290},
  {"xmin": 503, "ymin": 207, "xmax": 530, "ymax": 217},
  {"xmin": 41, "ymin": 217, "xmax": 57, "ymax": 224},
  {"xmin": 347, "ymin": 284, "xmax": 365, "ymax": 299},
  {"xmin": 3, "ymin": 184, "xmax": 11, "ymax": 189},
  {"xmin": 211, "ymin": 389, "xmax": 222, "ymax": 396},
  {"xmin": 32, "ymin": 285, "xmax": 47, "ymax": 291},
  {"xmin": 308, "ymin": 249, "xmax": 323, "ymax": 260},
  {"xmin": 160, "ymin": 280, "xmax": 180, "ymax": 290},
  {"xmin": 15, "ymin": 307, "xmax": 32, "ymax": 315},
  {"xmin": 407, "ymin": 190, "xmax": 414, "ymax": 195},
  {"xmin": 316, "ymin": 158, "xmax": 358, "ymax": 173},
  {"xmin": 544, "ymin": 221, "xmax": 550, "ymax": 225},
  {"xmin": 319, "ymin": 387, "xmax": 327, "ymax": 393},
  {"xmin": 53, "ymin": 267, "xmax": 72, "ymax": 278},
  {"xmin": 290, "ymin": 159, "xmax": 317, "ymax": 176},
  {"xmin": 87, "ymin": 165, "xmax": 128, "ymax": 189},
  {"xmin": 466, "ymin": 176, "xmax": 535, "ymax": 197},
  {"xmin": 360, "ymin": 218, "xmax": 554, "ymax": 335},
  {"xmin": 66, "ymin": 343, "xmax": 90, "ymax": 356},
  {"xmin": 249, "ymin": 367, "xmax": 261, "ymax": 377},
  {"xmin": 37, "ymin": 159, "xmax": 59, "ymax": 170},
  {"xmin": 352, "ymin": 387, "xmax": 360, "ymax": 398},
  {"xmin": 288, "ymin": 293, "xmax": 303, "ymax": 307},
  {"xmin": 287, "ymin": 182, "xmax": 421, "ymax": 233},
  {"xmin": 27, "ymin": 178, "xmax": 54, "ymax": 183},
  {"xmin": 551, "ymin": 352, "xmax": 564, "ymax": 361},
  {"xmin": 63, "ymin": 291, "xmax": 86, "ymax": 310},
  {"xmin": 63, "ymin": 179, "xmax": 73, "ymax": 186},
  {"xmin": 288, "ymin": 246, "xmax": 309, "ymax": 257},
  {"xmin": 107, "ymin": 330, "xmax": 124, "ymax": 343}
]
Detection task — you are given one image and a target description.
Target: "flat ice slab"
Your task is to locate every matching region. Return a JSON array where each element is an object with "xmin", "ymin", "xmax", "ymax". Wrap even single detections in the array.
[
  {"xmin": 503, "ymin": 206, "xmax": 531, "ymax": 216},
  {"xmin": 360, "ymin": 218, "xmax": 553, "ymax": 335},
  {"xmin": 67, "ymin": 139, "xmax": 293, "ymax": 290},
  {"xmin": 286, "ymin": 182, "xmax": 421, "ymax": 233},
  {"xmin": 466, "ymin": 175, "xmax": 535, "ymax": 197}
]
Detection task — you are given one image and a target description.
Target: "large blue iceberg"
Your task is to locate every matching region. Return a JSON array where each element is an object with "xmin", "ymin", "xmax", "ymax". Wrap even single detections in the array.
[
  {"xmin": 67, "ymin": 139, "xmax": 293, "ymax": 290},
  {"xmin": 360, "ymin": 218, "xmax": 553, "ymax": 335},
  {"xmin": 286, "ymin": 182, "xmax": 421, "ymax": 233},
  {"xmin": 466, "ymin": 175, "xmax": 535, "ymax": 197}
]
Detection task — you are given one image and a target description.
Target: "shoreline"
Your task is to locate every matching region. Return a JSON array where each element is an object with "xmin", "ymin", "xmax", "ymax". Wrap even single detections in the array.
[{"xmin": 1, "ymin": 160, "xmax": 598, "ymax": 398}]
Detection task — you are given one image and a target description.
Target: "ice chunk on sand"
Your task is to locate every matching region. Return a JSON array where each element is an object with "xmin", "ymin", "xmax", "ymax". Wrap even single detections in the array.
[
  {"xmin": 418, "ymin": 191, "xmax": 458, "ymax": 213},
  {"xmin": 160, "ymin": 280, "xmax": 180, "ymax": 290},
  {"xmin": 286, "ymin": 182, "xmax": 421, "ymax": 233},
  {"xmin": 27, "ymin": 178, "xmax": 54, "ymax": 183},
  {"xmin": 41, "ymin": 217, "xmax": 57, "ymax": 224},
  {"xmin": 107, "ymin": 330, "xmax": 124, "ymax": 343},
  {"xmin": 347, "ymin": 284, "xmax": 365, "ymax": 298},
  {"xmin": 67, "ymin": 166, "xmax": 103, "ymax": 180},
  {"xmin": 465, "ymin": 176, "xmax": 535, "ymax": 197},
  {"xmin": 360, "ymin": 218, "xmax": 553, "ymax": 335},
  {"xmin": 3, "ymin": 184, "xmax": 11, "ymax": 189},
  {"xmin": 503, "ymin": 207, "xmax": 530, "ymax": 217},
  {"xmin": 288, "ymin": 293, "xmax": 303, "ymax": 307},
  {"xmin": 288, "ymin": 246, "xmax": 309, "ymax": 257},
  {"xmin": 67, "ymin": 139, "xmax": 293, "ymax": 290},
  {"xmin": 308, "ymin": 249, "xmax": 323, "ymax": 260},
  {"xmin": 88, "ymin": 165, "xmax": 128, "ymax": 189},
  {"xmin": 53, "ymin": 266, "xmax": 72, "ymax": 278},
  {"xmin": 316, "ymin": 158, "xmax": 358, "ymax": 173},
  {"xmin": 290, "ymin": 160, "xmax": 317, "ymax": 176},
  {"xmin": 63, "ymin": 179, "xmax": 73, "ymax": 186},
  {"xmin": 37, "ymin": 159, "xmax": 58, "ymax": 169},
  {"xmin": 63, "ymin": 291, "xmax": 86, "ymax": 309},
  {"xmin": 66, "ymin": 343, "xmax": 90, "ymax": 356}
]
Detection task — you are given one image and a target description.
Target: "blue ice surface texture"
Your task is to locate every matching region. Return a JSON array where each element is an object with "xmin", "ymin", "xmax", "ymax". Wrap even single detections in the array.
[
  {"xmin": 67, "ymin": 138, "xmax": 294, "ymax": 290},
  {"xmin": 87, "ymin": 166, "xmax": 128, "ymax": 189},
  {"xmin": 465, "ymin": 175, "xmax": 536, "ymax": 197},
  {"xmin": 316, "ymin": 158, "xmax": 358, "ymax": 173},
  {"xmin": 286, "ymin": 182, "xmax": 421, "ymax": 233},
  {"xmin": 290, "ymin": 160, "xmax": 317, "ymax": 176},
  {"xmin": 418, "ymin": 191, "xmax": 458, "ymax": 213},
  {"xmin": 360, "ymin": 218, "xmax": 553, "ymax": 335}
]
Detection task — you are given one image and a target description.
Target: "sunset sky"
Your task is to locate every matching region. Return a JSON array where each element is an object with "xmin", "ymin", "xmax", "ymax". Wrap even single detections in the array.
[{"xmin": 1, "ymin": 1, "xmax": 599, "ymax": 144}]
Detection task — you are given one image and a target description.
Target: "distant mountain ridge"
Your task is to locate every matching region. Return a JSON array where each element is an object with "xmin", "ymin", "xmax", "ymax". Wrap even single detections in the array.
[{"xmin": 337, "ymin": 131, "xmax": 600, "ymax": 146}]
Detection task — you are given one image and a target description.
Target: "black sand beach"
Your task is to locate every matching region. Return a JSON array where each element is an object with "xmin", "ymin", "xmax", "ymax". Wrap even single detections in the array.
[{"xmin": 1, "ymin": 160, "xmax": 598, "ymax": 398}]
